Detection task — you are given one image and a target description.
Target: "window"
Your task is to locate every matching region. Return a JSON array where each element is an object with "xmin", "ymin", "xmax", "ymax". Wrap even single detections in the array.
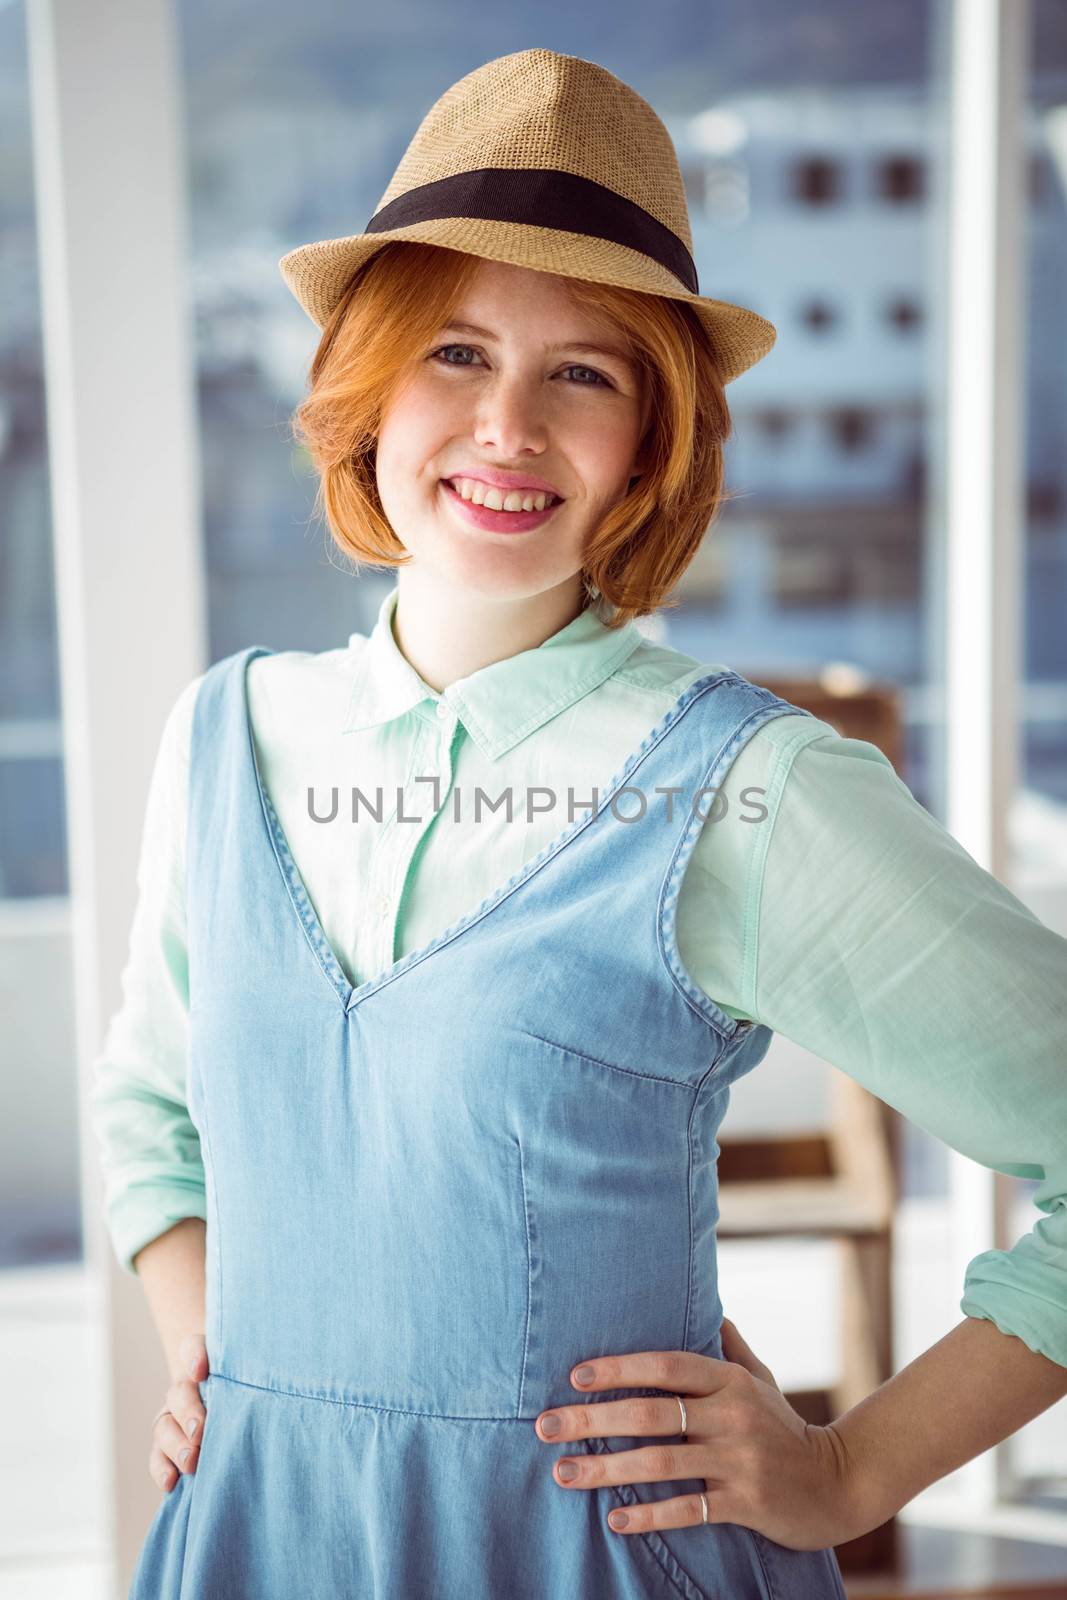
[
  {"xmin": 756, "ymin": 407, "xmax": 795, "ymax": 442},
  {"xmin": 872, "ymin": 153, "xmax": 925, "ymax": 203},
  {"xmin": 0, "ymin": 7, "xmax": 64, "ymax": 901},
  {"xmin": 772, "ymin": 518, "xmax": 921, "ymax": 610},
  {"xmin": 826, "ymin": 407, "xmax": 877, "ymax": 453},
  {"xmin": 884, "ymin": 294, "xmax": 924, "ymax": 333},
  {"xmin": 1028, "ymin": 478, "xmax": 1063, "ymax": 523},
  {"xmin": 1029, "ymin": 150, "xmax": 1056, "ymax": 208},
  {"xmin": 798, "ymin": 296, "xmax": 841, "ymax": 333},
  {"xmin": 789, "ymin": 154, "xmax": 845, "ymax": 205}
]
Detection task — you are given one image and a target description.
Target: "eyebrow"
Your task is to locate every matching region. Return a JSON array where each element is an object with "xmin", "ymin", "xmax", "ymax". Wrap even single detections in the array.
[{"xmin": 439, "ymin": 320, "xmax": 637, "ymax": 369}]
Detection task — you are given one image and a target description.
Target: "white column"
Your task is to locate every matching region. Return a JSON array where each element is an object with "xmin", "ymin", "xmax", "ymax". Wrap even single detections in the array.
[
  {"xmin": 943, "ymin": 0, "xmax": 1029, "ymax": 1508},
  {"xmin": 25, "ymin": 0, "xmax": 207, "ymax": 1591}
]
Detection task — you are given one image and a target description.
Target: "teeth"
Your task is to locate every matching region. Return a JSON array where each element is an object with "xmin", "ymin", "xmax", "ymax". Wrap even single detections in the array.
[{"xmin": 448, "ymin": 477, "xmax": 559, "ymax": 513}]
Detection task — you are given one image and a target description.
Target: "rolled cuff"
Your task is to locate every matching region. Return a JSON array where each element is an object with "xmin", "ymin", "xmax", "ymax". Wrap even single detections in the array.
[
  {"xmin": 105, "ymin": 1182, "xmax": 208, "ymax": 1277},
  {"xmin": 961, "ymin": 1210, "xmax": 1067, "ymax": 1369}
]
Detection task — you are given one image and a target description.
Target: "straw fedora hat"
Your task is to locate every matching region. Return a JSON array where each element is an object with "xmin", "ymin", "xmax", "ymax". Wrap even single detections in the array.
[{"xmin": 278, "ymin": 47, "xmax": 776, "ymax": 385}]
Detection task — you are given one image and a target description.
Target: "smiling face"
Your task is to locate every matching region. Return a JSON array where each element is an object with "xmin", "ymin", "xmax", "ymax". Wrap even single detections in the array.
[{"xmin": 373, "ymin": 257, "xmax": 649, "ymax": 608}]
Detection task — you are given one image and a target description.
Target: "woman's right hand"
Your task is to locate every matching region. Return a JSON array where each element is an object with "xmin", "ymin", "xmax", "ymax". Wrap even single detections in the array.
[{"xmin": 149, "ymin": 1332, "xmax": 209, "ymax": 1493}]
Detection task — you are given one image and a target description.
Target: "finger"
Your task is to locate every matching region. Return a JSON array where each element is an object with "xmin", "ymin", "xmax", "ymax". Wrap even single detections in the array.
[
  {"xmin": 607, "ymin": 1488, "xmax": 738, "ymax": 1535},
  {"xmin": 158, "ymin": 1412, "xmax": 201, "ymax": 1476},
  {"xmin": 167, "ymin": 1377, "xmax": 207, "ymax": 1449},
  {"xmin": 149, "ymin": 1443, "xmax": 178, "ymax": 1494},
  {"xmin": 538, "ymin": 1394, "xmax": 691, "ymax": 1444},
  {"xmin": 178, "ymin": 1332, "xmax": 209, "ymax": 1381},
  {"xmin": 178, "ymin": 1404, "xmax": 204, "ymax": 1451},
  {"xmin": 719, "ymin": 1319, "xmax": 779, "ymax": 1390},
  {"xmin": 571, "ymin": 1350, "xmax": 730, "ymax": 1400},
  {"xmin": 551, "ymin": 1442, "xmax": 712, "ymax": 1492}
]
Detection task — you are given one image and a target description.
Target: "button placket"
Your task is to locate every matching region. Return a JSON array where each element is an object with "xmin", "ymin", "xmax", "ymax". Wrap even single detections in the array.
[{"xmin": 376, "ymin": 715, "xmax": 459, "ymax": 969}]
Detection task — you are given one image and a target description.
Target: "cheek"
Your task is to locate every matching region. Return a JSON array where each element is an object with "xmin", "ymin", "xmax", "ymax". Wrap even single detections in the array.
[
  {"xmin": 581, "ymin": 450, "xmax": 638, "ymax": 504},
  {"xmin": 572, "ymin": 407, "xmax": 642, "ymax": 479},
  {"xmin": 378, "ymin": 378, "xmax": 460, "ymax": 469},
  {"xmin": 414, "ymin": 371, "xmax": 475, "ymax": 429}
]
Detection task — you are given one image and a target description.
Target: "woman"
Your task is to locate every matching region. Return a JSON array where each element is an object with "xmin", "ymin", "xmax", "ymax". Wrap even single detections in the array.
[{"xmin": 92, "ymin": 48, "xmax": 1067, "ymax": 1600}]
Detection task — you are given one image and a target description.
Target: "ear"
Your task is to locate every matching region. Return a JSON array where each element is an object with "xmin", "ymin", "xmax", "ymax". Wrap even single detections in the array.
[
  {"xmin": 628, "ymin": 447, "xmax": 649, "ymax": 491},
  {"xmin": 628, "ymin": 461, "xmax": 647, "ymax": 491}
]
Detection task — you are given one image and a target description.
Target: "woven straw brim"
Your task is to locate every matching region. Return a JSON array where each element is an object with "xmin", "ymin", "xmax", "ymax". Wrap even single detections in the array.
[{"xmin": 278, "ymin": 217, "xmax": 776, "ymax": 385}]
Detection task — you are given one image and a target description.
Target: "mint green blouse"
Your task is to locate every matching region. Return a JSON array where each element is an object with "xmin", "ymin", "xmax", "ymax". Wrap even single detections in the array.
[{"xmin": 89, "ymin": 585, "xmax": 1067, "ymax": 1369}]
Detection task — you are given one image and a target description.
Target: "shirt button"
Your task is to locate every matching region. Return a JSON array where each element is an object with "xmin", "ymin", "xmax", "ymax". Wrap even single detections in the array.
[
  {"xmin": 436, "ymin": 701, "xmax": 449, "ymax": 719},
  {"xmin": 377, "ymin": 896, "xmax": 389, "ymax": 918}
]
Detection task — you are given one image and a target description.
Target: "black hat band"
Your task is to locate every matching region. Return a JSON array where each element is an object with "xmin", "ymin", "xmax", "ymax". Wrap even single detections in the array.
[{"xmin": 365, "ymin": 166, "xmax": 699, "ymax": 294}]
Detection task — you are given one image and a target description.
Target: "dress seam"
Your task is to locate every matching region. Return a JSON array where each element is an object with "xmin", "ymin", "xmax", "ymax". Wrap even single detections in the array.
[{"xmin": 203, "ymin": 1370, "xmax": 559, "ymax": 1421}]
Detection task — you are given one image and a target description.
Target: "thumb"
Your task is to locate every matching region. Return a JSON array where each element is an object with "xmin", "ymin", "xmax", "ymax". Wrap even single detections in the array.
[
  {"xmin": 720, "ymin": 1317, "xmax": 780, "ymax": 1392},
  {"xmin": 178, "ymin": 1332, "xmax": 209, "ymax": 1380}
]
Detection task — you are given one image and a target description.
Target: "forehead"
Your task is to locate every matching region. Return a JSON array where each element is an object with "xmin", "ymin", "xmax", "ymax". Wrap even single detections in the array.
[{"xmin": 443, "ymin": 259, "xmax": 636, "ymax": 364}]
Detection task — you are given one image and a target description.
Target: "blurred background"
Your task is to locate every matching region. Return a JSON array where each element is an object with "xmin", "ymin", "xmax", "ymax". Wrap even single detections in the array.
[{"xmin": 1, "ymin": 0, "xmax": 1065, "ymax": 1595}]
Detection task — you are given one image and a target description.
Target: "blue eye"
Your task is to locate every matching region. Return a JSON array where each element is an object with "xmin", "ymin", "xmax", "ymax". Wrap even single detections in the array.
[
  {"xmin": 428, "ymin": 344, "xmax": 610, "ymax": 387},
  {"xmin": 563, "ymin": 364, "xmax": 610, "ymax": 387},
  {"xmin": 431, "ymin": 345, "xmax": 481, "ymax": 370}
]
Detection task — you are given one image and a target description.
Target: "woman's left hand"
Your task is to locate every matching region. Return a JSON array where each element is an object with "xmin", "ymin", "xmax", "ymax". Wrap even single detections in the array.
[{"xmin": 534, "ymin": 1318, "xmax": 867, "ymax": 1552}]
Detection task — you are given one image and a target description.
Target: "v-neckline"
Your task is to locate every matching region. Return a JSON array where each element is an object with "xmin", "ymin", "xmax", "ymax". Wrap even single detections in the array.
[{"xmin": 240, "ymin": 646, "xmax": 725, "ymax": 1017}]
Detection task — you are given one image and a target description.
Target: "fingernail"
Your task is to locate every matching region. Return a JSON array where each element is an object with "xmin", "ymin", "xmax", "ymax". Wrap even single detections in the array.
[
  {"xmin": 540, "ymin": 1415, "xmax": 561, "ymax": 1437},
  {"xmin": 179, "ymin": 1448, "xmax": 191, "ymax": 1465},
  {"xmin": 188, "ymin": 1358, "xmax": 199, "ymax": 1377},
  {"xmin": 574, "ymin": 1365, "xmax": 594, "ymax": 1385},
  {"xmin": 185, "ymin": 1417, "xmax": 198, "ymax": 1438},
  {"xmin": 558, "ymin": 1461, "xmax": 578, "ymax": 1482},
  {"xmin": 609, "ymin": 1511, "xmax": 629, "ymax": 1530}
]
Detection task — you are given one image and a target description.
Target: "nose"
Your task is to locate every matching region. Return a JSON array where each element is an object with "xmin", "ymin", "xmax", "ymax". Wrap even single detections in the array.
[{"xmin": 471, "ymin": 373, "xmax": 549, "ymax": 461}]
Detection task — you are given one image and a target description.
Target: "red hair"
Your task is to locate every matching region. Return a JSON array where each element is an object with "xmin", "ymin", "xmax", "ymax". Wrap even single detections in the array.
[{"xmin": 288, "ymin": 242, "xmax": 734, "ymax": 630}]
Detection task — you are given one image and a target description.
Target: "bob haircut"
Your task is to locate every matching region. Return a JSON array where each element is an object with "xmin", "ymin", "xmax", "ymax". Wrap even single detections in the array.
[{"xmin": 289, "ymin": 242, "xmax": 735, "ymax": 631}]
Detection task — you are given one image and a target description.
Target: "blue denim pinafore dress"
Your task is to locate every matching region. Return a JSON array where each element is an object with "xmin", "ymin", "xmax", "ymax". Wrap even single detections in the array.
[{"xmin": 129, "ymin": 646, "xmax": 849, "ymax": 1600}]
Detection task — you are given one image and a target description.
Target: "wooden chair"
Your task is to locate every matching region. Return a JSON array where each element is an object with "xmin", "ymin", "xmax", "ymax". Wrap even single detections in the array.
[{"xmin": 715, "ymin": 669, "xmax": 905, "ymax": 1578}]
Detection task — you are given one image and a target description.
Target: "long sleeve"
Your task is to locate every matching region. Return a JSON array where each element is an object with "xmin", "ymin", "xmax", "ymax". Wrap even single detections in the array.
[
  {"xmin": 680, "ymin": 717, "xmax": 1067, "ymax": 1368},
  {"xmin": 88, "ymin": 673, "xmax": 206, "ymax": 1276}
]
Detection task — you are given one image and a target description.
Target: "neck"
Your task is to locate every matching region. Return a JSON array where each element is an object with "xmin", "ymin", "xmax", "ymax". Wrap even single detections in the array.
[{"xmin": 390, "ymin": 571, "xmax": 592, "ymax": 694}]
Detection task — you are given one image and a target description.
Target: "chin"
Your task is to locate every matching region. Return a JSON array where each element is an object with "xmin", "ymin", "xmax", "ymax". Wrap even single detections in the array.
[{"xmin": 434, "ymin": 556, "xmax": 573, "ymax": 605}]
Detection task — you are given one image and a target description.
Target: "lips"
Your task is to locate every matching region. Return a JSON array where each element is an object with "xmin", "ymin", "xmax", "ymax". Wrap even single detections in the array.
[
  {"xmin": 439, "ymin": 477, "xmax": 564, "ymax": 533},
  {"xmin": 444, "ymin": 466, "xmax": 565, "ymax": 499},
  {"xmin": 443, "ymin": 478, "xmax": 562, "ymax": 508}
]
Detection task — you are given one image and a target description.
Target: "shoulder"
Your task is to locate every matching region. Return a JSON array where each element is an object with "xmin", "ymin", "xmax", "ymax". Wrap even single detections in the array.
[
  {"xmin": 611, "ymin": 633, "xmax": 710, "ymax": 704},
  {"xmin": 161, "ymin": 625, "xmax": 379, "ymax": 772},
  {"xmin": 599, "ymin": 637, "xmax": 721, "ymax": 739},
  {"xmin": 242, "ymin": 635, "xmax": 369, "ymax": 747},
  {"xmin": 717, "ymin": 707, "xmax": 904, "ymax": 841},
  {"xmin": 154, "ymin": 669, "xmax": 210, "ymax": 776},
  {"xmin": 612, "ymin": 633, "xmax": 849, "ymax": 783}
]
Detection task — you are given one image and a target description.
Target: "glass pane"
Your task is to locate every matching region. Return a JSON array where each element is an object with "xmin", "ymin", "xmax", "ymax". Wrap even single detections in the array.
[
  {"xmin": 656, "ymin": 15, "xmax": 936, "ymax": 805},
  {"xmin": 0, "ymin": 0, "xmax": 80, "ymax": 1282},
  {"xmin": 1003, "ymin": 0, "xmax": 1067, "ymax": 1505},
  {"xmin": 169, "ymin": 0, "xmax": 1064, "ymax": 1539},
  {"xmin": 1022, "ymin": 0, "xmax": 1067, "ymax": 848},
  {"xmin": 0, "ymin": 755, "xmax": 67, "ymax": 898},
  {"xmin": 0, "ymin": 0, "xmax": 63, "ymax": 902}
]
